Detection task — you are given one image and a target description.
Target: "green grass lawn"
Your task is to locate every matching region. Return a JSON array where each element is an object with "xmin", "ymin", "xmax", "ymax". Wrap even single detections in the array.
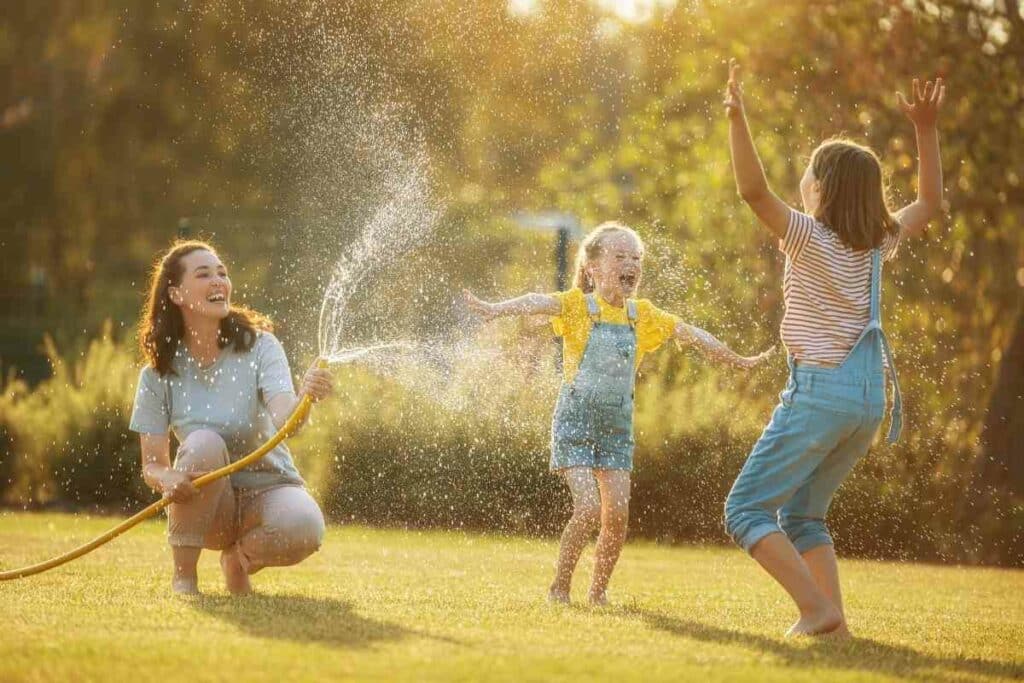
[{"xmin": 1, "ymin": 513, "xmax": 1021, "ymax": 682}]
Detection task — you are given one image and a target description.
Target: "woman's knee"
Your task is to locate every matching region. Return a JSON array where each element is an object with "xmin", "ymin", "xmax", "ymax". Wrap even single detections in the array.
[
  {"xmin": 273, "ymin": 505, "xmax": 326, "ymax": 559},
  {"xmin": 176, "ymin": 429, "xmax": 229, "ymax": 470}
]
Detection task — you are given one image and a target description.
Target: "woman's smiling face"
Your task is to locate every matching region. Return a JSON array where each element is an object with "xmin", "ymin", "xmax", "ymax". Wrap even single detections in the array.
[
  {"xmin": 169, "ymin": 249, "xmax": 232, "ymax": 320},
  {"xmin": 586, "ymin": 230, "xmax": 644, "ymax": 304}
]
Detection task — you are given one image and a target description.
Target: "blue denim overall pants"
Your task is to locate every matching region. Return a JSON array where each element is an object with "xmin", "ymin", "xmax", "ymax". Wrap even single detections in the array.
[
  {"xmin": 725, "ymin": 249, "xmax": 903, "ymax": 553},
  {"xmin": 550, "ymin": 295, "xmax": 638, "ymax": 472}
]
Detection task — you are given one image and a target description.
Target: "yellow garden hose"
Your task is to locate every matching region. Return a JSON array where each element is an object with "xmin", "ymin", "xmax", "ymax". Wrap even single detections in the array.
[{"xmin": 0, "ymin": 361, "xmax": 325, "ymax": 582}]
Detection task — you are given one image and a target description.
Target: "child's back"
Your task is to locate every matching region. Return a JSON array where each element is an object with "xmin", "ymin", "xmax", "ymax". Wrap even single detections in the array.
[{"xmin": 781, "ymin": 209, "xmax": 900, "ymax": 365}]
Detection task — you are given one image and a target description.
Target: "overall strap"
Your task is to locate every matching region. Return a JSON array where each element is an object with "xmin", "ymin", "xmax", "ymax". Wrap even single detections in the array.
[
  {"xmin": 585, "ymin": 293, "xmax": 601, "ymax": 323},
  {"xmin": 869, "ymin": 248, "xmax": 881, "ymax": 325},
  {"xmin": 870, "ymin": 247, "xmax": 903, "ymax": 444},
  {"xmin": 625, "ymin": 299, "xmax": 638, "ymax": 330}
]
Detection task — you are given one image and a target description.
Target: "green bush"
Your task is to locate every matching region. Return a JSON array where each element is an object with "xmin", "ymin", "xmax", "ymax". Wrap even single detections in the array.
[
  {"xmin": 0, "ymin": 375, "xmax": 25, "ymax": 502},
  {"xmin": 1, "ymin": 323, "xmax": 147, "ymax": 509}
]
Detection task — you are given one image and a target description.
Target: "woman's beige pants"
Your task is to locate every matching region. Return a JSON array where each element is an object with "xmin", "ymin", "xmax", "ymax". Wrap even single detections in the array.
[{"xmin": 167, "ymin": 429, "xmax": 325, "ymax": 573}]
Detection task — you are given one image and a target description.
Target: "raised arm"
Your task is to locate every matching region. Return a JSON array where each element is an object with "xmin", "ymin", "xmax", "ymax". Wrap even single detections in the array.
[
  {"xmin": 463, "ymin": 289, "xmax": 561, "ymax": 320},
  {"xmin": 894, "ymin": 77, "xmax": 945, "ymax": 239},
  {"xmin": 675, "ymin": 320, "xmax": 775, "ymax": 370},
  {"xmin": 725, "ymin": 59, "xmax": 792, "ymax": 239}
]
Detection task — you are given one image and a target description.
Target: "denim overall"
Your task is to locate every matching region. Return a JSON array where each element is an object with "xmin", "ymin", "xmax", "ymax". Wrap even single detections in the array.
[
  {"xmin": 550, "ymin": 294, "xmax": 638, "ymax": 472},
  {"xmin": 724, "ymin": 249, "xmax": 903, "ymax": 553}
]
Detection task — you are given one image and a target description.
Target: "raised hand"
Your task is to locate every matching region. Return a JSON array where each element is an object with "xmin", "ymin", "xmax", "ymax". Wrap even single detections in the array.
[
  {"xmin": 897, "ymin": 77, "xmax": 945, "ymax": 128},
  {"xmin": 724, "ymin": 58, "xmax": 745, "ymax": 118},
  {"xmin": 463, "ymin": 289, "xmax": 498, "ymax": 320}
]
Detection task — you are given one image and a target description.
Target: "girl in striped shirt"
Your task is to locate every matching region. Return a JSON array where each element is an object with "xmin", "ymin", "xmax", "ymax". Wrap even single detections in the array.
[{"xmin": 722, "ymin": 60, "xmax": 945, "ymax": 636}]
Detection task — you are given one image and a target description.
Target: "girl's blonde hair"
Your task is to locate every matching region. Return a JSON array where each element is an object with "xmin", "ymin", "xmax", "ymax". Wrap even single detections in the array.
[
  {"xmin": 810, "ymin": 138, "xmax": 900, "ymax": 251},
  {"xmin": 571, "ymin": 221, "xmax": 644, "ymax": 293}
]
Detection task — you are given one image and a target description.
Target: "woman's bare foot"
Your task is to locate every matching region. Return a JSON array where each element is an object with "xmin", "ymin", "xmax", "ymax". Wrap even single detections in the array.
[
  {"xmin": 171, "ymin": 576, "xmax": 200, "ymax": 595},
  {"xmin": 786, "ymin": 604, "xmax": 843, "ymax": 637},
  {"xmin": 220, "ymin": 546, "xmax": 252, "ymax": 595}
]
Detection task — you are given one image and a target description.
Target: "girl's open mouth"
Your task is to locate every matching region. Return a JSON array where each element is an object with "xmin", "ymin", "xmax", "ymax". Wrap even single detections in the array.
[{"xmin": 619, "ymin": 273, "xmax": 637, "ymax": 289}]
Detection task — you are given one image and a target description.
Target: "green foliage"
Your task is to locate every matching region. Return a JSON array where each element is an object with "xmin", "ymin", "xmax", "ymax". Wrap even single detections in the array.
[{"xmin": 1, "ymin": 323, "xmax": 147, "ymax": 508}]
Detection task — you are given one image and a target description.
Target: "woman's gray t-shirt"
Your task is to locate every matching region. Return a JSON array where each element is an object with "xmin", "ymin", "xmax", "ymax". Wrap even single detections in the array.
[{"xmin": 129, "ymin": 332, "xmax": 304, "ymax": 489}]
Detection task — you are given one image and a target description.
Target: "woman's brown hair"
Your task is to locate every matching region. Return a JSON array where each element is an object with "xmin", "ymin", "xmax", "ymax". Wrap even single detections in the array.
[
  {"xmin": 139, "ymin": 240, "xmax": 272, "ymax": 376},
  {"xmin": 571, "ymin": 222, "xmax": 643, "ymax": 293},
  {"xmin": 810, "ymin": 139, "xmax": 900, "ymax": 250}
]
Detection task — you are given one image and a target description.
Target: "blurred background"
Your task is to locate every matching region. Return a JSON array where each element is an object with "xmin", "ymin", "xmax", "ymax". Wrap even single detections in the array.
[{"xmin": 0, "ymin": 0, "xmax": 1021, "ymax": 565}]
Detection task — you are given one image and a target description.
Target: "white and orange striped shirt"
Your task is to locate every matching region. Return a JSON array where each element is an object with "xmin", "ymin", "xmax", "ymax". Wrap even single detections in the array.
[{"xmin": 780, "ymin": 209, "xmax": 900, "ymax": 365}]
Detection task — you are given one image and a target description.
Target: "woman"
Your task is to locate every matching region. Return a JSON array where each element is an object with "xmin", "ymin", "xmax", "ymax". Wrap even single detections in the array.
[{"xmin": 129, "ymin": 240, "xmax": 333, "ymax": 595}]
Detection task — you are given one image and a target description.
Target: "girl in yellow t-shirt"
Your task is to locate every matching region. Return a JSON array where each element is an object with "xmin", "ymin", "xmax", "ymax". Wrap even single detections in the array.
[{"xmin": 464, "ymin": 222, "xmax": 772, "ymax": 606}]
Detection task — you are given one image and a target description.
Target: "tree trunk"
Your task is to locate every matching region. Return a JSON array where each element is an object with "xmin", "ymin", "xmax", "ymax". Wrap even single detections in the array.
[{"xmin": 977, "ymin": 296, "xmax": 1024, "ymax": 496}]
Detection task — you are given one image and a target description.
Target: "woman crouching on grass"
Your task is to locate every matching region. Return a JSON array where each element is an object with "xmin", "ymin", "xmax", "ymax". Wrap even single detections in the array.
[
  {"xmin": 130, "ymin": 240, "xmax": 333, "ymax": 595},
  {"xmin": 465, "ymin": 222, "xmax": 773, "ymax": 606}
]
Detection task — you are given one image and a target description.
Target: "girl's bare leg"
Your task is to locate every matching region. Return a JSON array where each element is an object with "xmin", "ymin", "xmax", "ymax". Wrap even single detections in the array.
[
  {"xmin": 588, "ymin": 469, "xmax": 631, "ymax": 605},
  {"xmin": 802, "ymin": 545, "xmax": 850, "ymax": 636},
  {"xmin": 749, "ymin": 533, "xmax": 843, "ymax": 636},
  {"xmin": 550, "ymin": 468, "xmax": 601, "ymax": 601}
]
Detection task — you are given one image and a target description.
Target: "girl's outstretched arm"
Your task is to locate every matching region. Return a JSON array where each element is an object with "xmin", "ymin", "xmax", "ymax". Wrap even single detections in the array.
[
  {"xmin": 725, "ymin": 59, "xmax": 791, "ymax": 239},
  {"xmin": 463, "ymin": 289, "xmax": 560, "ymax": 320},
  {"xmin": 675, "ymin": 321, "xmax": 775, "ymax": 370},
  {"xmin": 894, "ymin": 77, "xmax": 946, "ymax": 239}
]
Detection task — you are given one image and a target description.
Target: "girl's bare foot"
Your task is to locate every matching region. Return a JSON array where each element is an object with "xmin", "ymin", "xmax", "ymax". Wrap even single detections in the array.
[
  {"xmin": 171, "ymin": 576, "xmax": 199, "ymax": 595},
  {"xmin": 220, "ymin": 546, "xmax": 252, "ymax": 595},
  {"xmin": 547, "ymin": 587, "xmax": 571, "ymax": 605},
  {"xmin": 828, "ymin": 621, "xmax": 852, "ymax": 640},
  {"xmin": 587, "ymin": 590, "xmax": 608, "ymax": 607},
  {"xmin": 786, "ymin": 605, "xmax": 843, "ymax": 637}
]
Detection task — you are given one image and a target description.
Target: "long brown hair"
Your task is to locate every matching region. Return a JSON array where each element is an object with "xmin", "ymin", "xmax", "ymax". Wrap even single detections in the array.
[
  {"xmin": 810, "ymin": 139, "xmax": 900, "ymax": 250},
  {"xmin": 571, "ymin": 222, "xmax": 643, "ymax": 293},
  {"xmin": 139, "ymin": 240, "xmax": 273, "ymax": 376}
]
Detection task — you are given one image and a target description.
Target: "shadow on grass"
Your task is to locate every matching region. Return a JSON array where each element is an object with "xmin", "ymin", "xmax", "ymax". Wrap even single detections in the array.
[
  {"xmin": 192, "ymin": 593, "xmax": 458, "ymax": 650},
  {"xmin": 623, "ymin": 607, "xmax": 1021, "ymax": 682}
]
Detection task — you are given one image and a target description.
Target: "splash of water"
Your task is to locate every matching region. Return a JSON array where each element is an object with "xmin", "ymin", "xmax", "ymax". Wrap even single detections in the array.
[{"xmin": 323, "ymin": 341, "xmax": 418, "ymax": 366}]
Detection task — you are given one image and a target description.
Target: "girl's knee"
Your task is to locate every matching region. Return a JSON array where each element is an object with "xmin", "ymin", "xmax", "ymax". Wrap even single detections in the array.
[
  {"xmin": 603, "ymin": 500, "xmax": 630, "ymax": 530},
  {"xmin": 573, "ymin": 500, "xmax": 601, "ymax": 528},
  {"xmin": 723, "ymin": 504, "xmax": 777, "ymax": 550},
  {"xmin": 780, "ymin": 516, "xmax": 831, "ymax": 552}
]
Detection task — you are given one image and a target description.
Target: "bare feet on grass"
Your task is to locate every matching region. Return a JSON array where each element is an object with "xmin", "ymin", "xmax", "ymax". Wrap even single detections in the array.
[
  {"xmin": 220, "ymin": 546, "xmax": 253, "ymax": 595},
  {"xmin": 587, "ymin": 590, "xmax": 609, "ymax": 608},
  {"xmin": 786, "ymin": 603, "xmax": 844, "ymax": 637}
]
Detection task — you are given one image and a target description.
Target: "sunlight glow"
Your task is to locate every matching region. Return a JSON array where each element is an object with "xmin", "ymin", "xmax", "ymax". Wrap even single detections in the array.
[{"xmin": 508, "ymin": 0, "xmax": 677, "ymax": 22}]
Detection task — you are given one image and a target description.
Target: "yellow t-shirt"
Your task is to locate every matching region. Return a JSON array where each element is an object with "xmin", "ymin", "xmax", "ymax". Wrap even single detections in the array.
[{"xmin": 550, "ymin": 288, "xmax": 680, "ymax": 382}]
